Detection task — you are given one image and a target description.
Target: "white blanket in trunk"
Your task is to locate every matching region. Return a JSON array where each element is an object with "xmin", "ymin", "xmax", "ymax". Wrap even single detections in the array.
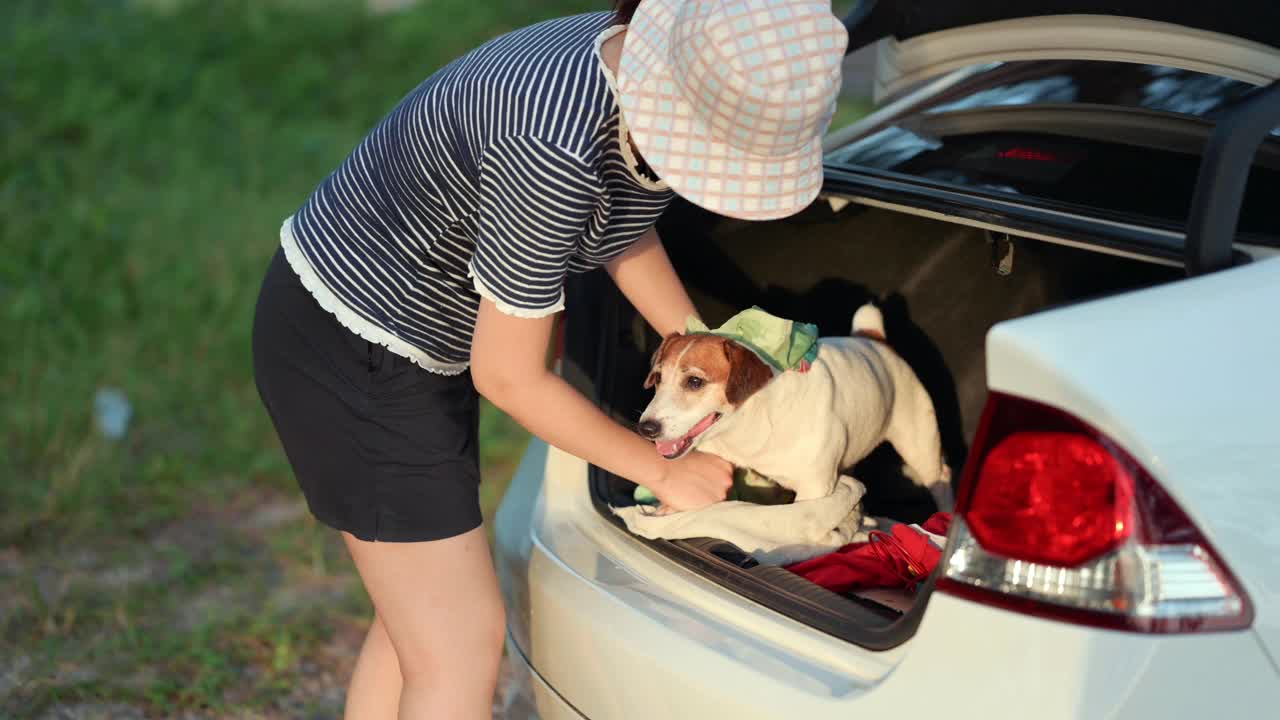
[{"xmin": 612, "ymin": 475, "xmax": 867, "ymax": 566}]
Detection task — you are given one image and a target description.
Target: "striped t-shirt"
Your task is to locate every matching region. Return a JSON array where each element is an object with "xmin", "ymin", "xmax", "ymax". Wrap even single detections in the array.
[{"xmin": 280, "ymin": 11, "xmax": 674, "ymax": 374}]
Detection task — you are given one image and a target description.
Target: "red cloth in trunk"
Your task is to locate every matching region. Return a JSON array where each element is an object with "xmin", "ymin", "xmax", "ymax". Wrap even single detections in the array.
[{"xmin": 786, "ymin": 512, "xmax": 953, "ymax": 593}]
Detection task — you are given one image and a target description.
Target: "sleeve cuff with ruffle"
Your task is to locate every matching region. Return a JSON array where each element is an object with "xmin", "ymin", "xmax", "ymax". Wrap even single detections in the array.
[{"xmin": 469, "ymin": 267, "xmax": 564, "ymax": 319}]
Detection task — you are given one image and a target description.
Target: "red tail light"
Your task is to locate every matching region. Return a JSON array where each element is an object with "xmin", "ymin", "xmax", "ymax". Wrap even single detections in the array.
[
  {"xmin": 939, "ymin": 392, "xmax": 1252, "ymax": 633},
  {"xmin": 968, "ymin": 431, "xmax": 1135, "ymax": 567}
]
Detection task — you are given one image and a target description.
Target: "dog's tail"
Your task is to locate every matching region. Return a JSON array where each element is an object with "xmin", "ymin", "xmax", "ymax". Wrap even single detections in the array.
[{"xmin": 852, "ymin": 303, "xmax": 886, "ymax": 342}]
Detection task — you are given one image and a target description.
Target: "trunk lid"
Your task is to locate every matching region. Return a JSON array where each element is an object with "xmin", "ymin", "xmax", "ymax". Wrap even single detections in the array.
[{"xmin": 843, "ymin": 1, "xmax": 1280, "ymax": 101}]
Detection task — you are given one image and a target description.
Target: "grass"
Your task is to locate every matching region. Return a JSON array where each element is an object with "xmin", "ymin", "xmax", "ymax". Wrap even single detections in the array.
[
  {"xmin": 1, "ymin": 0, "xmax": 589, "ymax": 548},
  {"xmin": 1, "ymin": 1, "xmax": 873, "ymax": 714},
  {"xmin": 0, "ymin": 0, "xmax": 594, "ymax": 715},
  {"xmin": 832, "ymin": 96, "xmax": 875, "ymax": 133}
]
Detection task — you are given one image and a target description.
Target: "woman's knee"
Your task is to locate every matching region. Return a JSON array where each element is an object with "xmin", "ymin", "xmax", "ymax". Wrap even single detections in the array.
[
  {"xmin": 394, "ymin": 601, "xmax": 505, "ymax": 680},
  {"xmin": 343, "ymin": 527, "xmax": 506, "ymax": 681},
  {"xmin": 367, "ymin": 613, "xmax": 395, "ymax": 649}
]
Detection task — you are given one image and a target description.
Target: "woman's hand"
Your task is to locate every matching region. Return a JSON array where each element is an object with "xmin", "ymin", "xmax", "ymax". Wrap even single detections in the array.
[{"xmin": 650, "ymin": 450, "xmax": 733, "ymax": 512}]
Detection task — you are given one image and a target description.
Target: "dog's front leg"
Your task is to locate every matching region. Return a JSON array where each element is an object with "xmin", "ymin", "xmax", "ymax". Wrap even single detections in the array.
[
  {"xmin": 777, "ymin": 464, "xmax": 842, "ymax": 503},
  {"xmin": 929, "ymin": 464, "xmax": 954, "ymax": 511},
  {"xmin": 808, "ymin": 474, "xmax": 866, "ymax": 546}
]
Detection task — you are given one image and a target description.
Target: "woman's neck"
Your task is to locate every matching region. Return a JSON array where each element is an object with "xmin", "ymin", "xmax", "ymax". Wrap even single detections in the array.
[
  {"xmin": 600, "ymin": 27, "xmax": 625, "ymax": 77},
  {"xmin": 598, "ymin": 26, "xmax": 660, "ymax": 183}
]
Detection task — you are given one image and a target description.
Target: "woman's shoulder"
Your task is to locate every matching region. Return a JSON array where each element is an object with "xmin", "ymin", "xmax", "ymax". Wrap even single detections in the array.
[
  {"xmin": 490, "ymin": 11, "xmax": 617, "ymax": 57},
  {"xmin": 476, "ymin": 14, "xmax": 620, "ymax": 159}
]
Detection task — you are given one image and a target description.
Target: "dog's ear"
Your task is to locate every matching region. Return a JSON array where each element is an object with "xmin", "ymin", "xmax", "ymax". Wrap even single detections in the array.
[
  {"xmin": 723, "ymin": 339, "xmax": 772, "ymax": 405},
  {"xmin": 644, "ymin": 333, "xmax": 680, "ymax": 389},
  {"xmin": 643, "ymin": 369, "xmax": 660, "ymax": 389}
]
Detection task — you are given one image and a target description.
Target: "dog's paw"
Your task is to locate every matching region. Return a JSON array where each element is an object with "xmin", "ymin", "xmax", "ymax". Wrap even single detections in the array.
[
  {"xmin": 819, "ymin": 500, "xmax": 865, "ymax": 547},
  {"xmin": 792, "ymin": 476, "xmax": 865, "ymax": 542},
  {"xmin": 837, "ymin": 475, "xmax": 868, "ymax": 504},
  {"xmin": 930, "ymin": 483, "xmax": 955, "ymax": 513}
]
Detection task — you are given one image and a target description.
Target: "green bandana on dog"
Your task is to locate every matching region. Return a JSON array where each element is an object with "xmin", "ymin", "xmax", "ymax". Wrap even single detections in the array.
[{"xmin": 686, "ymin": 307, "xmax": 820, "ymax": 373}]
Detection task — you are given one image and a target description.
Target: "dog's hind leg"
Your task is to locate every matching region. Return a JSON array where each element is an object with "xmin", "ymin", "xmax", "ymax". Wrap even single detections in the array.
[{"xmin": 884, "ymin": 374, "xmax": 951, "ymax": 511}]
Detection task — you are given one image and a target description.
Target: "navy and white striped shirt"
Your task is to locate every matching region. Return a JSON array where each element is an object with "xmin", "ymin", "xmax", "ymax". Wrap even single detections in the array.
[{"xmin": 281, "ymin": 12, "xmax": 674, "ymax": 374}]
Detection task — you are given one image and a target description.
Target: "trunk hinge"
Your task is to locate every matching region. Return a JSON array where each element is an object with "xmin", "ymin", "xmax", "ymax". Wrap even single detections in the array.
[
  {"xmin": 988, "ymin": 231, "xmax": 1015, "ymax": 276},
  {"xmin": 1185, "ymin": 79, "xmax": 1280, "ymax": 276}
]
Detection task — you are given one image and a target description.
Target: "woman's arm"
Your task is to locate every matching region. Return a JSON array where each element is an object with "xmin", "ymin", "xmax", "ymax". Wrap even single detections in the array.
[
  {"xmin": 605, "ymin": 226, "xmax": 698, "ymax": 336},
  {"xmin": 471, "ymin": 300, "xmax": 731, "ymax": 510}
]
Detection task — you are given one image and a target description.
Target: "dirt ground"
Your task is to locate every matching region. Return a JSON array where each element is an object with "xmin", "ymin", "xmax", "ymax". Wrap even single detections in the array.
[{"xmin": 1, "ymin": 487, "xmax": 536, "ymax": 719}]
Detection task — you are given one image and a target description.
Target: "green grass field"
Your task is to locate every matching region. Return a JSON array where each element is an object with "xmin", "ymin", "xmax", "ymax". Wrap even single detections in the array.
[
  {"xmin": 1, "ymin": 1, "xmax": 594, "ymax": 715},
  {"xmin": 1, "ymin": 1, "xmax": 867, "ymax": 715}
]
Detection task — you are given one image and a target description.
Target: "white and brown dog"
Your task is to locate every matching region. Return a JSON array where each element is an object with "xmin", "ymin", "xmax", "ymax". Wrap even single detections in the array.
[{"xmin": 613, "ymin": 304, "xmax": 951, "ymax": 565}]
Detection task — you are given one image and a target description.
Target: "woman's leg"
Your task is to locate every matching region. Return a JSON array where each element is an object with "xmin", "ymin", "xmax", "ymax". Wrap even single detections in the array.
[
  {"xmin": 342, "ymin": 527, "xmax": 505, "ymax": 720},
  {"xmin": 344, "ymin": 614, "xmax": 402, "ymax": 720}
]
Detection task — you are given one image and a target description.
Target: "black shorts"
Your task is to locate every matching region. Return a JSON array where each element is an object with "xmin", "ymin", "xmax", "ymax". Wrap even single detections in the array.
[{"xmin": 251, "ymin": 248, "xmax": 482, "ymax": 542}]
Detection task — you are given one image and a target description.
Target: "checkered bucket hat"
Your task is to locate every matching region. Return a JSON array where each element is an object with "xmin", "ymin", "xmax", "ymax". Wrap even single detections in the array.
[{"xmin": 618, "ymin": 0, "xmax": 847, "ymax": 220}]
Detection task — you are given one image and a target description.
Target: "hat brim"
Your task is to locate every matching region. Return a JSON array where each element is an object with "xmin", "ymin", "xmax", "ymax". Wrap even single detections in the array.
[{"xmin": 617, "ymin": 0, "xmax": 828, "ymax": 221}]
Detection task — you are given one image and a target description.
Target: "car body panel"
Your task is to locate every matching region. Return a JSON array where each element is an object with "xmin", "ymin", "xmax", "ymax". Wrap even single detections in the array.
[
  {"xmin": 497, "ymin": 440, "xmax": 1280, "ymax": 719},
  {"xmin": 893, "ymin": 592, "xmax": 1280, "ymax": 717},
  {"xmin": 983, "ymin": 256, "xmax": 1280, "ymax": 665},
  {"xmin": 501, "ymin": 635, "xmax": 588, "ymax": 720},
  {"xmin": 494, "ymin": 438, "xmax": 548, "ymax": 657},
  {"xmin": 496, "ymin": 442, "xmax": 906, "ymax": 718}
]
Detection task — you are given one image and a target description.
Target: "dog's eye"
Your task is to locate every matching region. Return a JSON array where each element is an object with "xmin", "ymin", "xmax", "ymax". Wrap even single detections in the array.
[{"xmin": 685, "ymin": 376, "xmax": 705, "ymax": 390}]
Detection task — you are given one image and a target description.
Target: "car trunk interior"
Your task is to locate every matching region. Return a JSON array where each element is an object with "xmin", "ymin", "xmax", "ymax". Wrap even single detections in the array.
[{"xmin": 562, "ymin": 197, "xmax": 1183, "ymax": 649}]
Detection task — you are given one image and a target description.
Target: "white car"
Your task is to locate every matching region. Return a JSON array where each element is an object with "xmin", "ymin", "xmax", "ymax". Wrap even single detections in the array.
[{"xmin": 494, "ymin": 5, "xmax": 1280, "ymax": 718}]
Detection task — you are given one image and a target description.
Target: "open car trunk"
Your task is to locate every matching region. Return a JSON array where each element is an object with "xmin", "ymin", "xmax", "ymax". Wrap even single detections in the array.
[
  {"xmin": 541, "ymin": 0, "xmax": 1280, "ymax": 658},
  {"xmin": 562, "ymin": 197, "xmax": 1182, "ymax": 649}
]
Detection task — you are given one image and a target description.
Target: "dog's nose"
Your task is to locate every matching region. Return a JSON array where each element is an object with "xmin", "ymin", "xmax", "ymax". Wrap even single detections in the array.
[{"xmin": 638, "ymin": 419, "xmax": 662, "ymax": 439}]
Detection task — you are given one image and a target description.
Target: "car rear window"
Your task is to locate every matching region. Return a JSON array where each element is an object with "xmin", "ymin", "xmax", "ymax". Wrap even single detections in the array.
[{"xmin": 827, "ymin": 61, "xmax": 1280, "ymax": 243}]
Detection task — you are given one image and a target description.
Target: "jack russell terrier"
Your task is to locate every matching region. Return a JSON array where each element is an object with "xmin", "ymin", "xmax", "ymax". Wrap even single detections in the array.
[{"xmin": 613, "ymin": 304, "xmax": 951, "ymax": 565}]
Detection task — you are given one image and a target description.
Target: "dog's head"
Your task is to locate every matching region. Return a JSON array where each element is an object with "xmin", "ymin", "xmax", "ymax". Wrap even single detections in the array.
[{"xmin": 637, "ymin": 333, "xmax": 773, "ymax": 459}]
